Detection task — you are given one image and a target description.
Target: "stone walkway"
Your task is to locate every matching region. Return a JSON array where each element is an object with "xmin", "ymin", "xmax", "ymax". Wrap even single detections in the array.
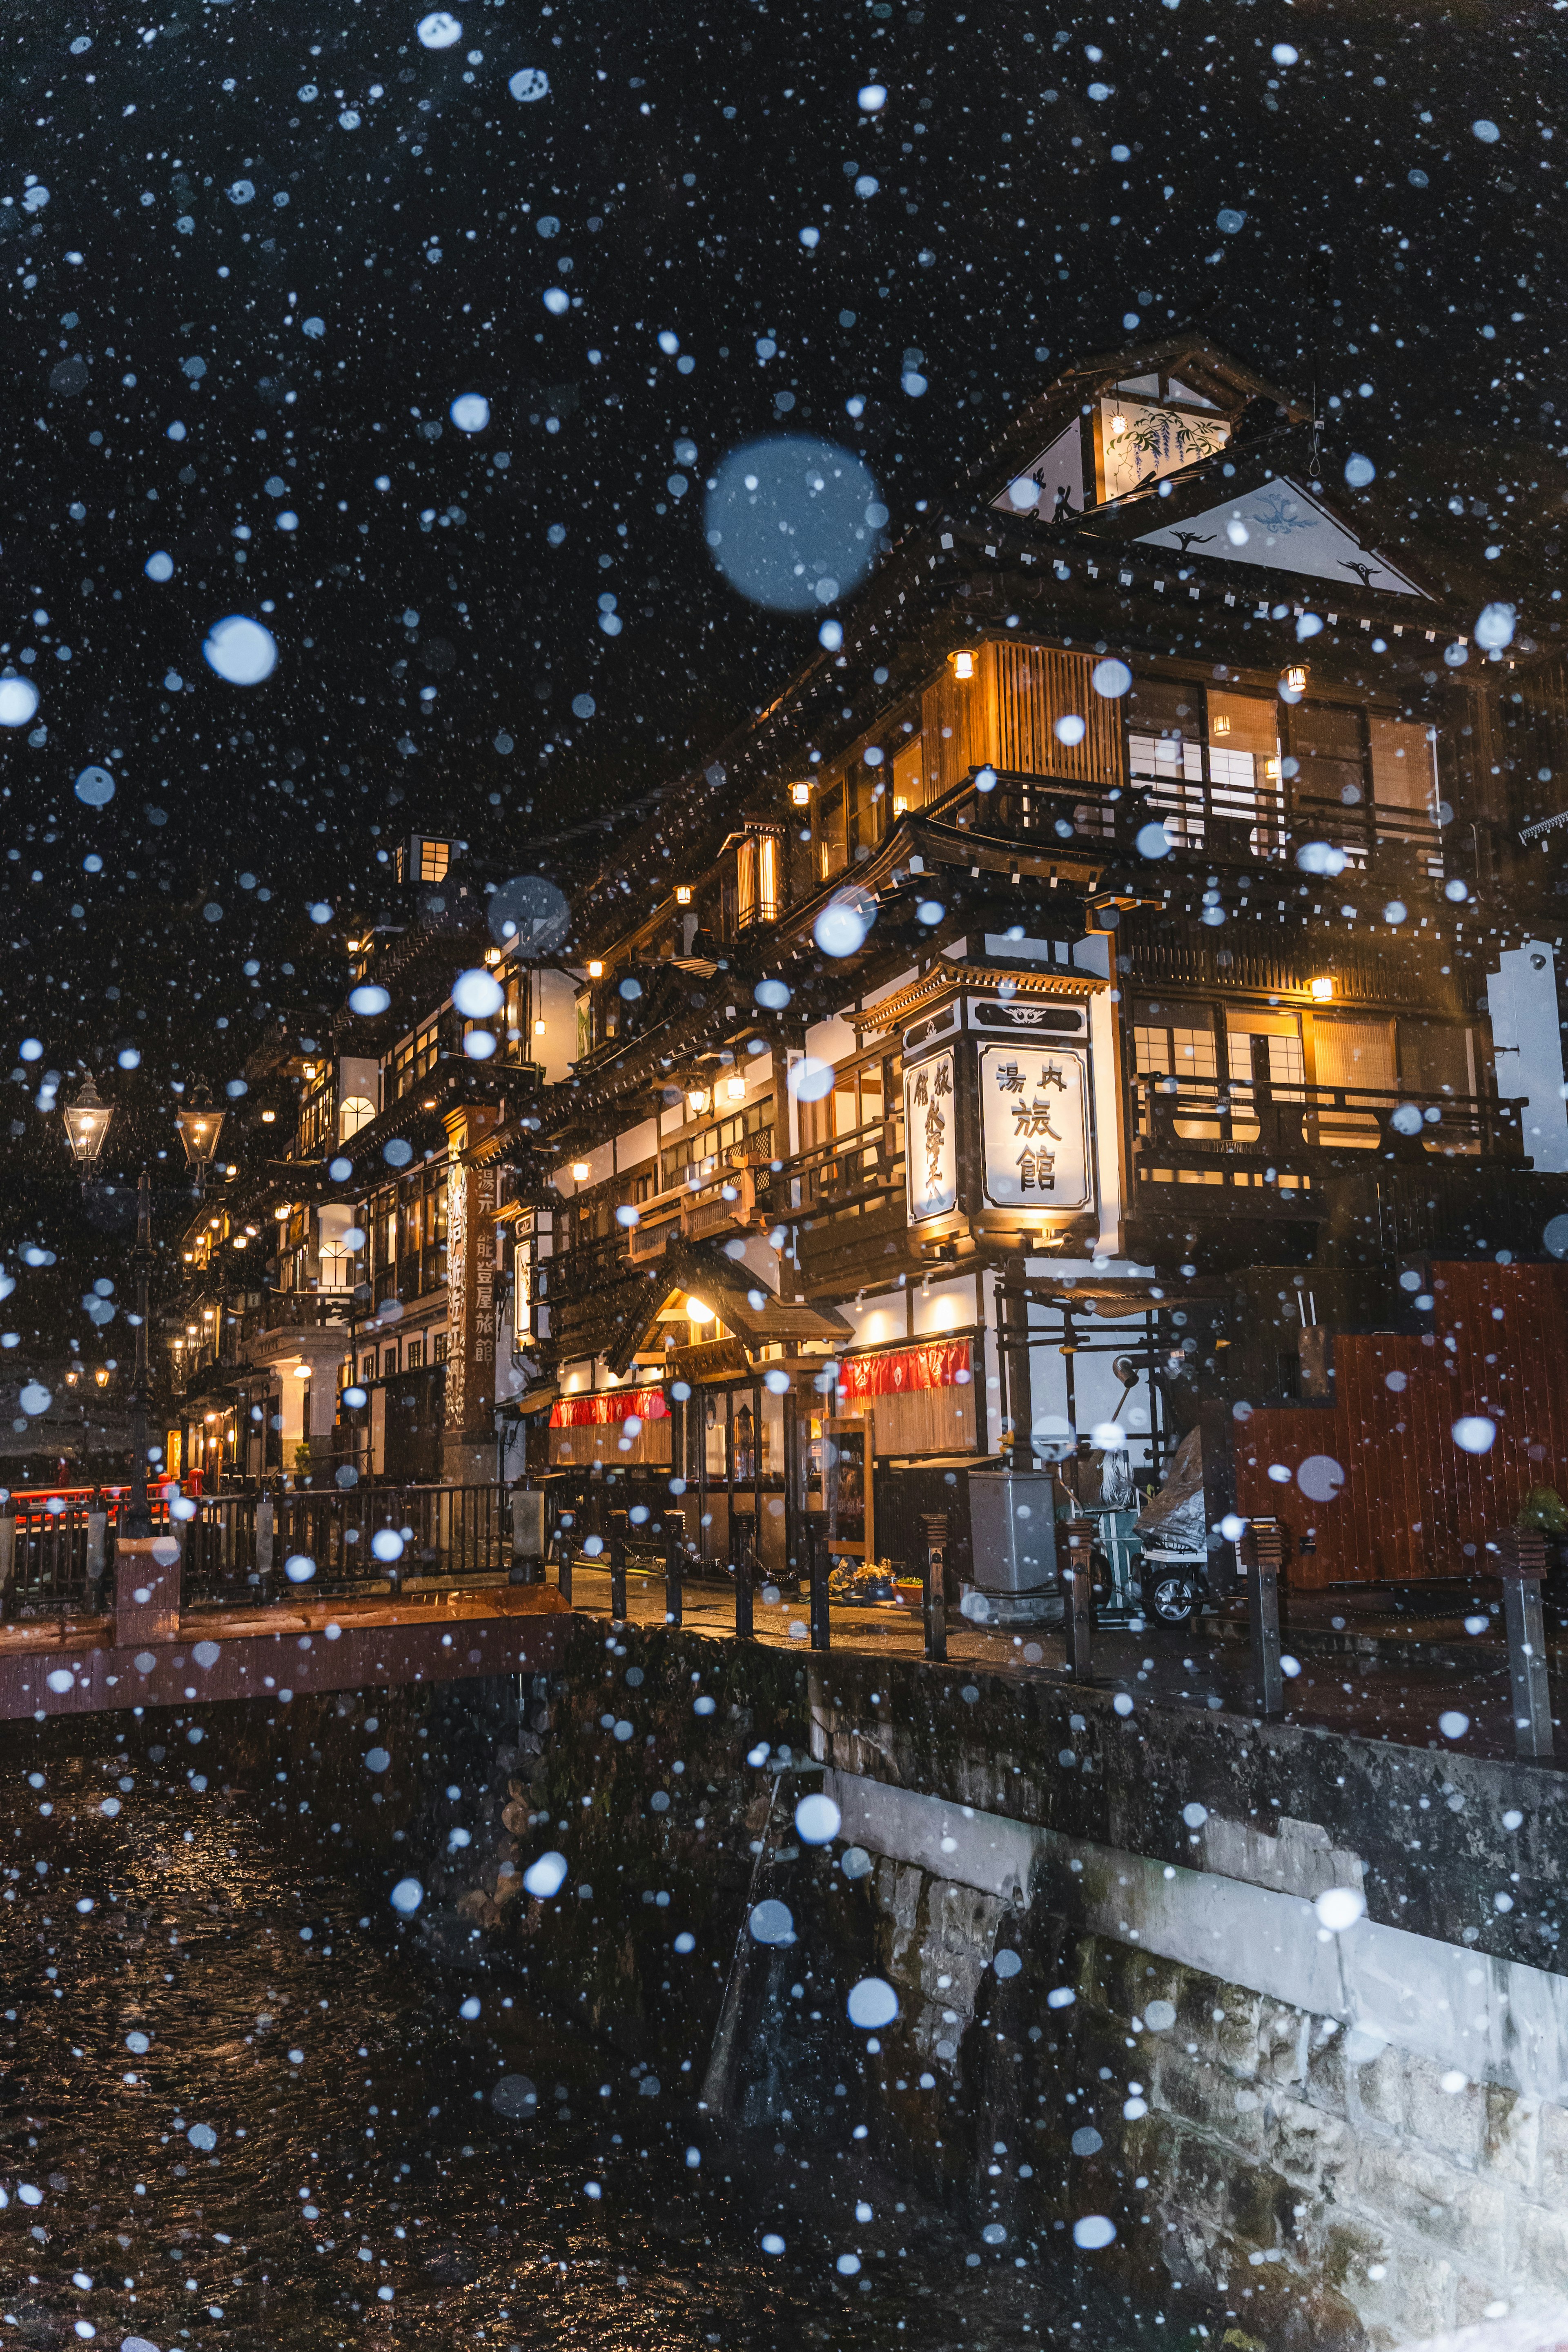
[{"xmin": 560, "ymin": 1560, "xmax": 1544, "ymax": 1765}]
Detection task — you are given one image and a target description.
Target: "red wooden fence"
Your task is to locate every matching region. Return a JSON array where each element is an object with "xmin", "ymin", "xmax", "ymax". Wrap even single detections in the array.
[{"xmin": 1234, "ymin": 1261, "xmax": 1568, "ymax": 1587}]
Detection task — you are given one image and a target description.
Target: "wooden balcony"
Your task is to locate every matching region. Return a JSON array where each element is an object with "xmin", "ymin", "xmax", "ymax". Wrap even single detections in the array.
[
  {"xmin": 539, "ymin": 1230, "xmax": 650, "ymax": 1363},
  {"xmin": 628, "ymin": 1164, "xmax": 761, "ymax": 1261},
  {"xmin": 626, "ymin": 1134, "xmax": 773, "ymax": 1264},
  {"xmin": 935, "ymin": 766, "xmax": 1445, "ymax": 880},
  {"xmin": 761, "ymin": 1119, "xmax": 914, "ymax": 1294},
  {"xmin": 1129, "ymin": 1074, "xmax": 1524, "ymax": 1227}
]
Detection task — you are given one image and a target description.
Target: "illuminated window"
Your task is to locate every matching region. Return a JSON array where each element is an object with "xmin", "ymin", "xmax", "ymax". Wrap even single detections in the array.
[
  {"xmin": 416, "ymin": 836, "xmax": 450, "ymax": 882},
  {"xmin": 815, "ymin": 774, "xmax": 847, "ymax": 882},
  {"xmin": 393, "ymin": 1020, "xmax": 441, "ymax": 1098},
  {"xmin": 891, "ymin": 735, "xmax": 926, "ymax": 816},
  {"xmin": 1369, "ymin": 717, "xmax": 1439, "ymax": 817},
  {"xmin": 737, "ymin": 831, "xmax": 780, "ymax": 927},
  {"xmin": 1133, "ymin": 1012, "xmax": 1219, "ymax": 1083},
  {"xmin": 659, "ymin": 1095, "xmax": 775, "ymax": 1190},
  {"xmin": 339, "ymin": 1095, "xmax": 375, "ymax": 1140}
]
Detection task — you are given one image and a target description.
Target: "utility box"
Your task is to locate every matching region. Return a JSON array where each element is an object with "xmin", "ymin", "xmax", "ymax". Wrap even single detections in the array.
[{"xmin": 967, "ymin": 1468, "xmax": 1058, "ymax": 1601}]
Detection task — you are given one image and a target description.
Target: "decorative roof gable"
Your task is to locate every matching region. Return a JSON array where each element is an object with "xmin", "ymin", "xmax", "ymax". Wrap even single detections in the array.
[{"xmin": 1122, "ymin": 474, "xmax": 1428, "ymax": 598}]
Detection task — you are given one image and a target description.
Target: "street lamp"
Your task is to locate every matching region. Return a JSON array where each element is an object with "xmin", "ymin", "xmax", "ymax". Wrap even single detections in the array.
[
  {"xmin": 124, "ymin": 1168, "xmax": 156, "ymax": 1539},
  {"xmin": 62, "ymin": 1075, "xmax": 113, "ymax": 1174},
  {"xmin": 175, "ymin": 1093, "xmax": 225, "ymax": 1197}
]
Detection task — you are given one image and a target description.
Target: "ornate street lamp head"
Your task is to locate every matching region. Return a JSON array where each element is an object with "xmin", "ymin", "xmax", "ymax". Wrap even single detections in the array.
[
  {"xmin": 174, "ymin": 1096, "xmax": 225, "ymax": 1174},
  {"xmin": 62, "ymin": 1075, "xmax": 113, "ymax": 1172}
]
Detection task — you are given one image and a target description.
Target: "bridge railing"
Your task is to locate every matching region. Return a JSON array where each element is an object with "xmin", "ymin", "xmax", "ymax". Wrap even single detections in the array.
[
  {"xmin": 185, "ymin": 1484, "xmax": 512, "ymax": 1606},
  {"xmin": 0, "ymin": 1485, "xmax": 513, "ymax": 1618},
  {"xmin": 0, "ymin": 1495, "xmax": 108, "ymax": 1617}
]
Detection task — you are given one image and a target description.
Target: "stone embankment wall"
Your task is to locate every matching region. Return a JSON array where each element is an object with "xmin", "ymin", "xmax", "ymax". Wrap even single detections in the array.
[{"xmin": 172, "ymin": 1616, "xmax": 1568, "ymax": 2348}]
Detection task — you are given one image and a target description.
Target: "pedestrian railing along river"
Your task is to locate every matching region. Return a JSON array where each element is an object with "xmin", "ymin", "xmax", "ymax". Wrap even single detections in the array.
[{"xmin": 0, "ymin": 1484, "xmax": 512, "ymax": 1617}]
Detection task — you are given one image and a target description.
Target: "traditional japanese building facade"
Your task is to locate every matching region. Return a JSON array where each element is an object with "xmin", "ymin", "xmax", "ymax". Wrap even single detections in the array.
[{"xmin": 167, "ymin": 339, "xmax": 1568, "ymax": 1599}]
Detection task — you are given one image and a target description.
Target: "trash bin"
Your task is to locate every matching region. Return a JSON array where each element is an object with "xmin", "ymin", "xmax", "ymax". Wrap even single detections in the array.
[{"xmin": 964, "ymin": 1468, "xmax": 1060, "ymax": 1624}]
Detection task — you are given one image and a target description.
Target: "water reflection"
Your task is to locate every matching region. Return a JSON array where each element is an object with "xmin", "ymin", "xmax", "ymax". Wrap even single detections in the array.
[{"xmin": 0, "ymin": 1728, "xmax": 1053, "ymax": 2348}]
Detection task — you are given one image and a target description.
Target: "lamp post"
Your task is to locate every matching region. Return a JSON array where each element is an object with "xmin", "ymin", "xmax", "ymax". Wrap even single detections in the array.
[
  {"xmin": 124, "ymin": 1168, "xmax": 155, "ymax": 1539},
  {"xmin": 62, "ymin": 1075, "xmax": 113, "ymax": 1177},
  {"xmin": 174, "ymin": 1092, "xmax": 225, "ymax": 1199}
]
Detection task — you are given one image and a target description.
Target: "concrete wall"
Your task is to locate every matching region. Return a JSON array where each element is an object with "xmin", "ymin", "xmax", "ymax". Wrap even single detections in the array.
[
  {"xmin": 819, "ymin": 1768, "xmax": 1568, "ymax": 2345},
  {"xmin": 149, "ymin": 1626, "xmax": 1567, "ymax": 2350}
]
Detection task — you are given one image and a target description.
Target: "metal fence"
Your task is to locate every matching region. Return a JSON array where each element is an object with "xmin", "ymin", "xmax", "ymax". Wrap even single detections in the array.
[
  {"xmin": 0, "ymin": 1494, "xmax": 113, "ymax": 1617},
  {"xmin": 0, "ymin": 1485, "xmax": 514, "ymax": 1618},
  {"xmin": 185, "ymin": 1482, "xmax": 510, "ymax": 1605}
]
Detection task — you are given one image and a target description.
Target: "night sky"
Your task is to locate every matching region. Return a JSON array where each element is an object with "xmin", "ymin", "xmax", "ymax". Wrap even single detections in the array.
[{"xmin": 2, "ymin": 0, "xmax": 1564, "ymax": 1336}]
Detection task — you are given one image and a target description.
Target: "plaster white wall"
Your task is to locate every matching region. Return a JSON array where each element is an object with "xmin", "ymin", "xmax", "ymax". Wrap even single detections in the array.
[
  {"xmin": 617, "ymin": 1116, "xmax": 658, "ymax": 1171},
  {"xmin": 912, "ymin": 1273, "xmax": 980, "ymax": 1337},
  {"xmin": 841, "ymin": 1289, "xmax": 909, "ymax": 1350},
  {"xmin": 804, "ymin": 1008, "xmax": 858, "ymax": 1066},
  {"xmin": 1486, "ymin": 942, "xmax": 1568, "ymax": 1173}
]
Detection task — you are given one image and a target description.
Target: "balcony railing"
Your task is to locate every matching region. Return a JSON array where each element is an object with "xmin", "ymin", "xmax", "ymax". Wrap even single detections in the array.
[
  {"xmin": 937, "ymin": 768, "xmax": 1444, "ymax": 877},
  {"xmin": 1131, "ymin": 1075, "xmax": 1523, "ymax": 1196},
  {"xmin": 627, "ymin": 1156, "xmax": 771, "ymax": 1263},
  {"xmin": 762, "ymin": 1117, "xmax": 905, "ymax": 1218},
  {"xmin": 541, "ymin": 1229, "xmax": 635, "ymax": 1311}
]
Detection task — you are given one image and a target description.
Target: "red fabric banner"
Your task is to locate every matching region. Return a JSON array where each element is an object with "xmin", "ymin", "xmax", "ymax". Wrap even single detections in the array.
[
  {"xmin": 836, "ymin": 1339, "xmax": 971, "ymax": 1405},
  {"xmin": 549, "ymin": 1385, "xmax": 671, "ymax": 1430}
]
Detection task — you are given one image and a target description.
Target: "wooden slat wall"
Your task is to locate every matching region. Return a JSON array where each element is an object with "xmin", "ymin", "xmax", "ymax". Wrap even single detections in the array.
[
  {"xmin": 991, "ymin": 642, "xmax": 1127, "ymax": 791},
  {"xmin": 919, "ymin": 642, "xmax": 1129, "ymax": 804},
  {"xmin": 551, "ymin": 1421, "xmax": 673, "ymax": 1470},
  {"xmin": 921, "ymin": 654, "xmax": 998, "ymax": 800},
  {"xmin": 873, "ymin": 1381, "xmax": 978, "ymax": 1457},
  {"xmin": 1235, "ymin": 1262, "xmax": 1568, "ymax": 1585}
]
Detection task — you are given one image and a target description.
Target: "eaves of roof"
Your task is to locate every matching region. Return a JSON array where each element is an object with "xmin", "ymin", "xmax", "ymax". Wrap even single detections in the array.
[
  {"xmin": 532, "ymin": 802, "xmax": 1108, "ymax": 1141},
  {"xmin": 947, "ymin": 336, "xmax": 1312, "ymax": 509},
  {"xmin": 316, "ymin": 1063, "xmax": 534, "ymax": 1192}
]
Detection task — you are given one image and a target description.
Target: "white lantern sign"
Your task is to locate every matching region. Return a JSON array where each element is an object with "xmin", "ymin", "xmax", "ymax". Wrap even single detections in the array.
[
  {"xmin": 904, "ymin": 1048, "xmax": 957, "ymax": 1221},
  {"xmin": 979, "ymin": 1044, "xmax": 1094, "ymax": 1214}
]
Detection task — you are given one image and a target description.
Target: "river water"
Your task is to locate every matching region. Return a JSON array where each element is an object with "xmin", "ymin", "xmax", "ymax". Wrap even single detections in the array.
[{"xmin": 0, "ymin": 1723, "xmax": 1069, "ymax": 2351}]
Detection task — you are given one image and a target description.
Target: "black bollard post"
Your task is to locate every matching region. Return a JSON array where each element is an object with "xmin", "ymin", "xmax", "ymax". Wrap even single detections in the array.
[
  {"xmin": 1496, "ymin": 1531, "xmax": 1554, "ymax": 1760},
  {"xmin": 556, "ymin": 1524, "xmax": 573, "ymax": 1607},
  {"xmin": 664, "ymin": 1531, "xmax": 683, "ymax": 1628},
  {"xmin": 809, "ymin": 1526, "xmax": 832, "ymax": 1653},
  {"xmin": 1063, "ymin": 1521, "xmax": 1096, "ymax": 1682},
  {"xmin": 1243, "ymin": 1516, "xmax": 1285, "ymax": 1719},
  {"xmin": 609, "ymin": 1531, "xmax": 627, "ymax": 1625},
  {"xmin": 734, "ymin": 1533, "xmax": 754, "ymax": 1642},
  {"xmin": 921, "ymin": 1510, "xmax": 949, "ymax": 1662}
]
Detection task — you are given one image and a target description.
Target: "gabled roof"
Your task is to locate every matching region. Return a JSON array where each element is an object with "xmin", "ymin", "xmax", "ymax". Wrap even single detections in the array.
[
  {"xmin": 1074, "ymin": 441, "xmax": 1434, "ymax": 601},
  {"xmin": 1124, "ymin": 477, "xmax": 1427, "ymax": 599},
  {"xmin": 954, "ymin": 339, "xmax": 1442, "ymax": 606},
  {"xmin": 604, "ymin": 1237, "xmax": 851, "ymax": 1376},
  {"xmin": 959, "ymin": 336, "xmax": 1310, "ymax": 518}
]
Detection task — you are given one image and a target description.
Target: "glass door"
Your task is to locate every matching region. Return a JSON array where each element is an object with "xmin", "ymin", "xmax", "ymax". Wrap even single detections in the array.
[{"xmin": 1225, "ymin": 1011, "xmax": 1305, "ymax": 1151}]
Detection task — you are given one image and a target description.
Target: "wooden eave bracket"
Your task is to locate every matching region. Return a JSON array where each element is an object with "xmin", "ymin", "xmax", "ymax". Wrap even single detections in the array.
[{"xmin": 853, "ymin": 961, "xmax": 1105, "ymax": 1038}]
